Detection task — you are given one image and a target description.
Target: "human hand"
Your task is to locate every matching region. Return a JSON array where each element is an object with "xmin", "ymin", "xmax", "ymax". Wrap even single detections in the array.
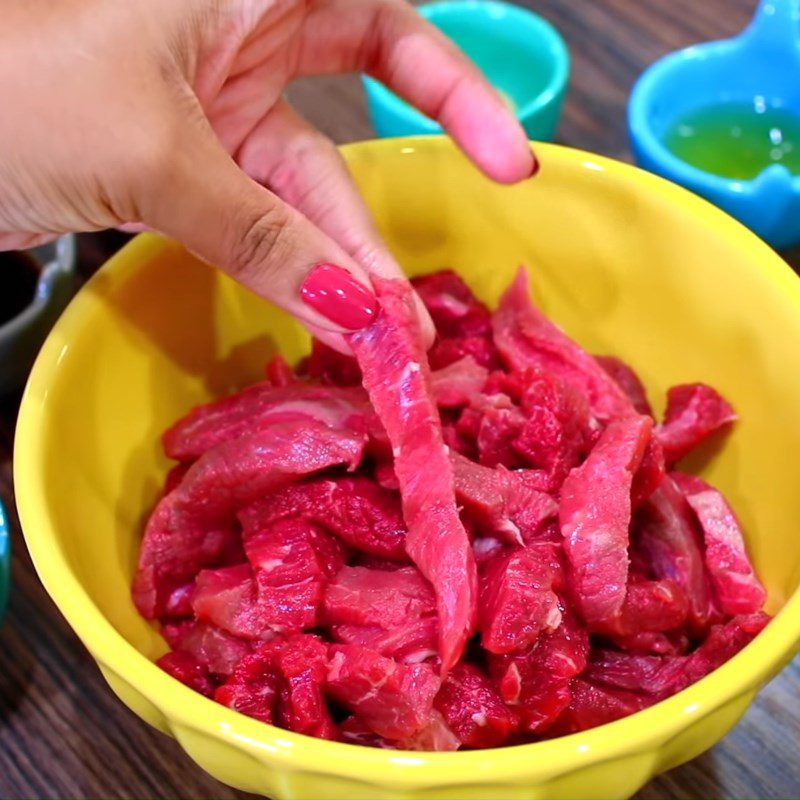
[{"xmin": 0, "ymin": 0, "xmax": 535, "ymax": 348}]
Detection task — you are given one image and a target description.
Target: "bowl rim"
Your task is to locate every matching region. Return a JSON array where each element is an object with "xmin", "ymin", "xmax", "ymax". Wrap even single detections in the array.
[
  {"xmin": 14, "ymin": 138, "xmax": 800, "ymax": 786},
  {"xmin": 0, "ymin": 234, "xmax": 77, "ymax": 339},
  {"xmin": 362, "ymin": 0, "xmax": 570, "ymax": 130}
]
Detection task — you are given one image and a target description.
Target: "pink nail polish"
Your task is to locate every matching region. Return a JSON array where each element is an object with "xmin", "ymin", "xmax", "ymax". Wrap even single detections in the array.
[{"xmin": 301, "ymin": 263, "xmax": 378, "ymax": 330}]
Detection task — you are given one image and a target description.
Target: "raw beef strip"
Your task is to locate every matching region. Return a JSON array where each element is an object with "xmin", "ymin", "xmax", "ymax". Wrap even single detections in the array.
[
  {"xmin": 161, "ymin": 620, "xmax": 253, "ymax": 677},
  {"xmin": 340, "ymin": 712, "xmax": 459, "ymax": 751},
  {"xmin": 193, "ymin": 545, "xmax": 342, "ymax": 639},
  {"xmin": 349, "ymin": 277, "xmax": 477, "ymax": 672},
  {"xmin": 215, "ymin": 647, "xmax": 281, "ymax": 724},
  {"xmin": 489, "ymin": 608, "xmax": 589, "ymax": 733},
  {"xmin": 428, "ymin": 356, "xmax": 489, "ymax": 408},
  {"xmin": 241, "ymin": 517, "xmax": 346, "ymax": 632},
  {"xmin": 326, "ymin": 644, "xmax": 441, "ymax": 740},
  {"xmin": 434, "ymin": 663, "xmax": 519, "ymax": 748},
  {"xmin": 243, "ymin": 476, "xmax": 407, "ymax": 560},
  {"xmin": 192, "ymin": 564, "xmax": 265, "ymax": 639},
  {"xmin": 472, "ymin": 536, "xmax": 507, "ymax": 566},
  {"xmin": 655, "ymin": 383, "xmax": 736, "ymax": 465},
  {"xmin": 463, "ymin": 393, "xmax": 526, "ymax": 468},
  {"xmin": 413, "ymin": 271, "xmax": 500, "ymax": 370},
  {"xmin": 399, "ymin": 711, "xmax": 461, "ymax": 751},
  {"xmin": 492, "ymin": 268, "xmax": 633, "ymax": 422},
  {"xmin": 134, "ymin": 421, "xmax": 365, "ymax": 618},
  {"xmin": 373, "ymin": 460, "xmax": 401, "ymax": 491},
  {"xmin": 676, "ymin": 612, "xmax": 769, "ymax": 689},
  {"xmin": 673, "ymin": 473, "xmax": 767, "ymax": 615},
  {"xmin": 450, "ymin": 451, "xmax": 557, "ymax": 546},
  {"xmin": 162, "ymin": 581, "xmax": 196, "ymax": 618},
  {"xmin": 560, "ymin": 415, "xmax": 652, "ymax": 626},
  {"xmin": 479, "ymin": 543, "xmax": 562, "ymax": 654},
  {"xmin": 634, "ymin": 477, "xmax": 712, "ymax": 631},
  {"xmin": 330, "ymin": 617, "xmax": 439, "ymax": 664},
  {"xmin": 163, "ymin": 463, "xmax": 190, "ymax": 495},
  {"xmin": 548, "ymin": 680, "xmax": 651, "ymax": 735},
  {"xmin": 587, "ymin": 612, "xmax": 769, "ymax": 700},
  {"xmin": 301, "ymin": 339, "xmax": 487, "ymax": 407},
  {"xmin": 611, "ymin": 630, "xmax": 690, "ymax": 656},
  {"xmin": 322, "ymin": 566, "xmax": 435, "ymax": 629},
  {"xmin": 512, "ymin": 370, "xmax": 596, "ymax": 491},
  {"xmin": 340, "ymin": 716, "xmax": 395, "ymax": 748},
  {"xmin": 429, "ymin": 335, "xmax": 501, "ymax": 371},
  {"xmin": 631, "ymin": 438, "xmax": 666, "ymax": 508},
  {"xmin": 264, "ymin": 355, "xmax": 297, "ymax": 387},
  {"xmin": 412, "ymin": 270, "xmax": 493, "ymax": 338},
  {"xmin": 262, "ymin": 634, "xmax": 338, "ymax": 739},
  {"xmin": 585, "ymin": 649, "xmax": 672, "ymax": 696},
  {"xmin": 352, "ymin": 554, "xmax": 412, "ymax": 571},
  {"xmin": 156, "ymin": 651, "xmax": 216, "ymax": 697},
  {"xmin": 595, "ymin": 355, "xmax": 653, "ymax": 416},
  {"xmin": 303, "ymin": 339, "xmax": 363, "ymax": 386},
  {"xmin": 163, "ymin": 383, "xmax": 377, "ymax": 462},
  {"xmin": 596, "ymin": 576, "xmax": 689, "ymax": 638}
]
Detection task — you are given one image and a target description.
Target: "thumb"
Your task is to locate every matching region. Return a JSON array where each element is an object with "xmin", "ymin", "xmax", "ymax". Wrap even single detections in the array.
[{"xmin": 138, "ymin": 121, "xmax": 380, "ymax": 342}]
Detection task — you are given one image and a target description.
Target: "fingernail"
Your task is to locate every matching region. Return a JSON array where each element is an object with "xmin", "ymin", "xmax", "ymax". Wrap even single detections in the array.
[
  {"xmin": 529, "ymin": 158, "xmax": 540, "ymax": 178},
  {"xmin": 301, "ymin": 263, "xmax": 378, "ymax": 330}
]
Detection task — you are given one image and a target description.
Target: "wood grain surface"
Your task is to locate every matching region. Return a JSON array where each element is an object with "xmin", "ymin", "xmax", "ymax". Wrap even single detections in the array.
[{"xmin": 2, "ymin": 1, "xmax": 800, "ymax": 797}]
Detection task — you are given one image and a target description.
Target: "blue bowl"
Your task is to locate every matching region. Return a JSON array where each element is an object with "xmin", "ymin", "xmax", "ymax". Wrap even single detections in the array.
[
  {"xmin": 0, "ymin": 498, "xmax": 9, "ymax": 623},
  {"xmin": 362, "ymin": 0, "xmax": 569, "ymax": 141},
  {"xmin": 629, "ymin": 0, "xmax": 800, "ymax": 249}
]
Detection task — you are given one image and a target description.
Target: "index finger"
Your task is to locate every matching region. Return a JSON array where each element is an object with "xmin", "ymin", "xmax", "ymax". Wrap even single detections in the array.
[{"xmin": 298, "ymin": 0, "xmax": 536, "ymax": 184}]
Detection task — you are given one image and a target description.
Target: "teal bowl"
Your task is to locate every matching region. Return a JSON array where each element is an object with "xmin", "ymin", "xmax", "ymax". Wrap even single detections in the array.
[
  {"xmin": 0, "ymin": 498, "xmax": 9, "ymax": 623},
  {"xmin": 362, "ymin": 0, "xmax": 569, "ymax": 141}
]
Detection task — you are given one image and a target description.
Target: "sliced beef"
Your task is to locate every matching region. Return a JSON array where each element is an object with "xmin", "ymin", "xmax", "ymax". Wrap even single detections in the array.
[
  {"xmin": 634, "ymin": 476, "xmax": 713, "ymax": 632},
  {"xmin": 134, "ymin": 421, "xmax": 365, "ymax": 618},
  {"xmin": 492, "ymin": 268, "xmax": 633, "ymax": 422},
  {"xmin": 655, "ymin": 383, "xmax": 736, "ymax": 465},
  {"xmin": 242, "ymin": 476, "xmax": 407, "ymax": 561},
  {"xmin": 478, "ymin": 543, "xmax": 562, "ymax": 654},
  {"xmin": 350, "ymin": 277, "xmax": 477, "ymax": 672},
  {"xmin": 673, "ymin": 473, "xmax": 767, "ymax": 615},
  {"xmin": 434, "ymin": 663, "xmax": 519, "ymax": 748},
  {"xmin": 560, "ymin": 415, "xmax": 652, "ymax": 626},
  {"xmin": 326, "ymin": 644, "xmax": 441, "ymax": 740}
]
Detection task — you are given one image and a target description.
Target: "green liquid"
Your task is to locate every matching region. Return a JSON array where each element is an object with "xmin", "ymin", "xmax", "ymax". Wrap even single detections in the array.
[{"xmin": 663, "ymin": 101, "xmax": 800, "ymax": 180}]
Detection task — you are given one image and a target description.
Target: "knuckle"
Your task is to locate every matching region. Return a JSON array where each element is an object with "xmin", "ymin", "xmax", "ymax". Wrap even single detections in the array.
[
  {"xmin": 268, "ymin": 130, "xmax": 337, "ymax": 197},
  {"xmin": 350, "ymin": 240, "xmax": 383, "ymax": 273}
]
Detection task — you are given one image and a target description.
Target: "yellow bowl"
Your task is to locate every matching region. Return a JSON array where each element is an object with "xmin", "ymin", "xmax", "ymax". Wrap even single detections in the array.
[{"xmin": 15, "ymin": 138, "xmax": 800, "ymax": 800}]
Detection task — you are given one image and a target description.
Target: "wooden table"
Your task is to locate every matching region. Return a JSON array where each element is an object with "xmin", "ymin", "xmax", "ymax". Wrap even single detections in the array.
[{"xmin": 2, "ymin": 1, "xmax": 799, "ymax": 797}]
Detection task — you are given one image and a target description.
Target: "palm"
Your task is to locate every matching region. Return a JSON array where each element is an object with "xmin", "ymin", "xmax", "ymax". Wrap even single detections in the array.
[{"xmin": 0, "ymin": 0, "xmax": 532, "ymax": 335}]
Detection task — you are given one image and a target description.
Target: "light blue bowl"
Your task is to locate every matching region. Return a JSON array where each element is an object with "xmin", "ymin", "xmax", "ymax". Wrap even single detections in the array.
[
  {"xmin": 0, "ymin": 498, "xmax": 9, "ymax": 623},
  {"xmin": 362, "ymin": 0, "xmax": 569, "ymax": 141},
  {"xmin": 629, "ymin": 0, "xmax": 800, "ymax": 250}
]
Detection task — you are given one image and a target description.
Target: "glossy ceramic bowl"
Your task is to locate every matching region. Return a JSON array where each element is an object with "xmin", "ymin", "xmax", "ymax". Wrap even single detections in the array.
[
  {"xmin": 0, "ymin": 235, "xmax": 77, "ymax": 395},
  {"xmin": 0, "ymin": 499, "xmax": 9, "ymax": 623},
  {"xmin": 362, "ymin": 0, "xmax": 569, "ymax": 140},
  {"xmin": 628, "ymin": 0, "xmax": 800, "ymax": 249},
  {"xmin": 15, "ymin": 138, "xmax": 800, "ymax": 800}
]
